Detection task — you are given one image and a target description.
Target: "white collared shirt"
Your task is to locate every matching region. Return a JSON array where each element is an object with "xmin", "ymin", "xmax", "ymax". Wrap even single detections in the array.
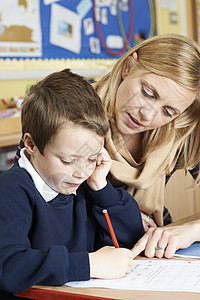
[{"xmin": 19, "ymin": 148, "xmax": 58, "ymax": 202}]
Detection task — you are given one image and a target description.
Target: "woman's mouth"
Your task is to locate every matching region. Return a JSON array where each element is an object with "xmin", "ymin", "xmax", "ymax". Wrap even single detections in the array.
[{"xmin": 127, "ymin": 113, "xmax": 144, "ymax": 128}]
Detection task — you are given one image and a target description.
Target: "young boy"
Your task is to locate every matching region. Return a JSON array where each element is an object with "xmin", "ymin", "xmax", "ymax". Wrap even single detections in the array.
[{"xmin": 0, "ymin": 69, "xmax": 144, "ymax": 300}]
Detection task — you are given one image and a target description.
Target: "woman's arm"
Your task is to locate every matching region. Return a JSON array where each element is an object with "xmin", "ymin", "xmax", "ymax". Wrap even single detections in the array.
[
  {"xmin": 140, "ymin": 212, "xmax": 157, "ymax": 232},
  {"xmin": 131, "ymin": 219, "xmax": 200, "ymax": 258}
]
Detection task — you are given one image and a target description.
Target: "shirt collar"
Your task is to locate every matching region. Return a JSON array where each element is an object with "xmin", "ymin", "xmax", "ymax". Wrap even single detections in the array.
[{"xmin": 18, "ymin": 148, "xmax": 58, "ymax": 202}]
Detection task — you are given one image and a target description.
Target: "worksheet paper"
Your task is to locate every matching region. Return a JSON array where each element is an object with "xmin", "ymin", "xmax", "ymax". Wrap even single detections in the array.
[{"xmin": 66, "ymin": 260, "xmax": 200, "ymax": 292}]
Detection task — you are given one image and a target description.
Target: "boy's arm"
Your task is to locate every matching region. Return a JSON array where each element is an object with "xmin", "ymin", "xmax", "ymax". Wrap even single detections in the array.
[
  {"xmin": 87, "ymin": 148, "xmax": 144, "ymax": 249},
  {"xmin": 89, "ymin": 182, "xmax": 144, "ymax": 249}
]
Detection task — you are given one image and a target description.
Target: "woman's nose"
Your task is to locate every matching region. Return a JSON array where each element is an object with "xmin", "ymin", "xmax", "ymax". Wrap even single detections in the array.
[{"xmin": 139, "ymin": 105, "xmax": 156, "ymax": 121}]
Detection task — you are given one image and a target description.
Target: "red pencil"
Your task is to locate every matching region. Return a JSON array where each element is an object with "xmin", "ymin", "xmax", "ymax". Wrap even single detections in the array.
[{"xmin": 103, "ymin": 209, "xmax": 119, "ymax": 248}]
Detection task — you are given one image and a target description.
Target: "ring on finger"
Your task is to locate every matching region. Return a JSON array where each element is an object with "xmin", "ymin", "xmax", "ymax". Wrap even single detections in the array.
[
  {"xmin": 145, "ymin": 215, "xmax": 150, "ymax": 224},
  {"xmin": 155, "ymin": 246, "xmax": 164, "ymax": 251}
]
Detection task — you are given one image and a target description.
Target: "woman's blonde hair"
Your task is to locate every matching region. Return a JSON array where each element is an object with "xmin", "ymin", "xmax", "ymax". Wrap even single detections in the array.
[{"xmin": 94, "ymin": 34, "xmax": 200, "ymax": 183}]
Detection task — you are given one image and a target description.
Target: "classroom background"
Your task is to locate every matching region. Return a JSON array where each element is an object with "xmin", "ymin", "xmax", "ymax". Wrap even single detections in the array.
[{"xmin": 0, "ymin": 0, "xmax": 200, "ymax": 223}]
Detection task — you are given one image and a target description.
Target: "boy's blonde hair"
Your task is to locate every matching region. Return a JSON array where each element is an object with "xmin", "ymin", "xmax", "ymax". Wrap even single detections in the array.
[
  {"xmin": 95, "ymin": 34, "xmax": 200, "ymax": 181},
  {"xmin": 22, "ymin": 69, "xmax": 109, "ymax": 154}
]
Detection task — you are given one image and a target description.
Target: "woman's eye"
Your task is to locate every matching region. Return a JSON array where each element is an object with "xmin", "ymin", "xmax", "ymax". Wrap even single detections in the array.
[
  {"xmin": 163, "ymin": 107, "xmax": 173, "ymax": 118},
  {"xmin": 142, "ymin": 87, "xmax": 154, "ymax": 99},
  {"xmin": 89, "ymin": 158, "xmax": 97, "ymax": 164}
]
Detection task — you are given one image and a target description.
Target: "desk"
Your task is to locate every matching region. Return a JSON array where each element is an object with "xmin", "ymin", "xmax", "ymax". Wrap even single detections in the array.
[
  {"xmin": 14, "ymin": 213, "xmax": 200, "ymax": 300},
  {"xmin": 13, "ymin": 284, "xmax": 200, "ymax": 300}
]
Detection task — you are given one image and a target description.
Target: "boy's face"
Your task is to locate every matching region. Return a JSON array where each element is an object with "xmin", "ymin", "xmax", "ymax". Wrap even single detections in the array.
[{"xmin": 29, "ymin": 125, "xmax": 104, "ymax": 195}]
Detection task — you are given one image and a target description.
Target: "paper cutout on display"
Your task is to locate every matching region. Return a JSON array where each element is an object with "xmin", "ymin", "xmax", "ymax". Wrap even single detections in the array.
[
  {"xmin": 83, "ymin": 18, "xmax": 94, "ymax": 36},
  {"xmin": 110, "ymin": 4, "xmax": 117, "ymax": 16},
  {"xmin": 101, "ymin": 8, "xmax": 108, "ymax": 25},
  {"xmin": 89, "ymin": 37, "xmax": 101, "ymax": 54},
  {"xmin": 94, "ymin": 6, "xmax": 101, "ymax": 22},
  {"xmin": 106, "ymin": 35, "xmax": 123, "ymax": 48},
  {"xmin": 76, "ymin": 0, "xmax": 93, "ymax": 19},
  {"xmin": 95, "ymin": 0, "xmax": 111, "ymax": 7},
  {"xmin": 50, "ymin": 3, "xmax": 81, "ymax": 54}
]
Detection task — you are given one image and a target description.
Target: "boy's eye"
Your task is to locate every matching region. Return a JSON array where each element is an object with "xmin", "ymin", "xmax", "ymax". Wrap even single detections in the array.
[{"xmin": 61, "ymin": 159, "xmax": 75, "ymax": 165}]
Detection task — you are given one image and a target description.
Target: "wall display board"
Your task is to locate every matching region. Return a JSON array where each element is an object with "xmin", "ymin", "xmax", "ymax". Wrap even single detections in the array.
[{"xmin": 0, "ymin": 0, "xmax": 155, "ymax": 60}]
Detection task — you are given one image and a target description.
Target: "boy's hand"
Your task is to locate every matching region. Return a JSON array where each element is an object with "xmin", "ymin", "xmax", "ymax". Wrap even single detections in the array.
[
  {"xmin": 87, "ymin": 148, "xmax": 112, "ymax": 191},
  {"xmin": 89, "ymin": 246, "xmax": 134, "ymax": 279}
]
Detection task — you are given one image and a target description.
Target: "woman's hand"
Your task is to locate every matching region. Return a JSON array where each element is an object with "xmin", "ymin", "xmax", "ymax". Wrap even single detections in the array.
[
  {"xmin": 89, "ymin": 246, "xmax": 134, "ymax": 279},
  {"xmin": 141, "ymin": 212, "xmax": 157, "ymax": 232},
  {"xmin": 131, "ymin": 220, "xmax": 200, "ymax": 259},
  {"xmin": 87, "ymin": 148, "xmax": 112, "ymax": 191}
]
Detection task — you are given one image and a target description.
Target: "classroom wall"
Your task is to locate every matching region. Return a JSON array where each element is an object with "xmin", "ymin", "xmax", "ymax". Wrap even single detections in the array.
[
  {"xmin": 0, "ymin": 58, "xmax": 116, "ymax": 100},
  {"xmin": 155, "ymin": 0, "xmax": 196, "ymax": 38},
  {"xmin": 155, "ymin": 0, "xmax": 185, "ymax": 35},
  {"xmin": 1, "ymin": 0, "xmax": 197, "ymax": 101}
]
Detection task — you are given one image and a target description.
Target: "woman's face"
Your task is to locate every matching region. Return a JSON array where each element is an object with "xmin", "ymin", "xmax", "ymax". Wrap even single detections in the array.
[{"xmin": 115, "ymin": 72, "xmax": 196, "ymax": 137}]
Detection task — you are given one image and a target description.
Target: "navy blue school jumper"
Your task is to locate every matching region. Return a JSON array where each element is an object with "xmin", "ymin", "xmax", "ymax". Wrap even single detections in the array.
[{"xmin": 0, "ymin": 164, "xmax": 144, "ymax": 300}]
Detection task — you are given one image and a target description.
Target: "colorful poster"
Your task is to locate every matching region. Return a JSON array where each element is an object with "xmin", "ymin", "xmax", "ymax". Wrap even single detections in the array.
[{"xmin": 0, "ymin": 0, "xmax": 42, "ymax": 57}]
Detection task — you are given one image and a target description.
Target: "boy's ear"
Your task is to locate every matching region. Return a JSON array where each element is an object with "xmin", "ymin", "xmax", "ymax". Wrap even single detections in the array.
[
  {"xmin": 121, "ymin": 52, "xmax": 138, "ymax": 79},
  {"xmin": 23, "ymin": 133, "xmax": 36, "ymax": 155}
]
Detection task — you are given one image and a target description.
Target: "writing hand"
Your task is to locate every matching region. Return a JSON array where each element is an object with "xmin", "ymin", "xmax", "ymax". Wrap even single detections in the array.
[{"xmin": 89, "ymin": 246, "xmax": 134, "ymax": 279}]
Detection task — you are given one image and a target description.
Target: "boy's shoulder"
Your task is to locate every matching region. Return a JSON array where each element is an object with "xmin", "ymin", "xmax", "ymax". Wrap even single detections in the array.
[
  {"xmin": 0, "ymin": 164, "xmax": 41, "ymax": 208},
  {"xmin": 0, "ymin": 163, "xmax": 32, "ymax": 186}
]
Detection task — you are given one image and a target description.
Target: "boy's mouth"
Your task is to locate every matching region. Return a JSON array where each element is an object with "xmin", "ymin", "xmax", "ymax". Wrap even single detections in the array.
[{"xmin": 66, "ymin": 182, "xmax": 81, "ymax": 187}]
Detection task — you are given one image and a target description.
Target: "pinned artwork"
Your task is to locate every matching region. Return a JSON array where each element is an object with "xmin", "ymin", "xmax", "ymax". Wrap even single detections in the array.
[
  {"xmin": 50, "ymin": 3, "xmax": 81, "ymax": 54},
  {"xmin": 76, "ymin": 0, "xmax": 93, "ymax": 19},
  {"xmin": 0, "ymin": 0, "xmax": 42, "ymax": 57},
  {"xmin": 83, "ymin": 18, "xmax": 95, "ymax": 36},
  {"xmin": 89, "ymin": 37, "xmax": 101, "ymax": 54},
  {"xmin": 0, "ymin": 0, "xmax": 156, "ymax": 59}
]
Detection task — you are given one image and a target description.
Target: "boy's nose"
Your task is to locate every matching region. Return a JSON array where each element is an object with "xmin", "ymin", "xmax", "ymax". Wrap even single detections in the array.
[{"xmin": 72, "ymin": 161, "xmax": 86, "ymax": 179}]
